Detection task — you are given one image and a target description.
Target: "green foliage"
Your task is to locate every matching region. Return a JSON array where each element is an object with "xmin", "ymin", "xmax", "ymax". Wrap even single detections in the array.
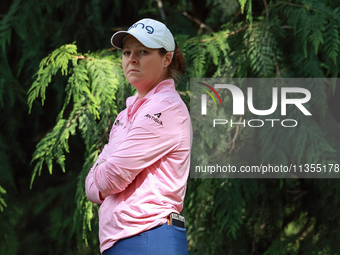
[
  {"xmin": 1, "ymin": 0, "xmax": 340, "ymax": 254},
  {"xmin": 183, "ymin": 0, "xmax": 340, "ymax": 79},
  {"xmin": 28, "ymin": 44, "xmax": 78, "ymax": 110},
  {"xmin": 188, "ymin": 78, "xmax": 340, "ymax": 254},
  {"xmin": 0, "ymin": 138, "xmax": 9, "ymax": 213},
  {"xmin": 0, "ymin": 185, "xmax": 7, "ymax": 212},
  {"xmin": 26, "ymin": 44, "xmax": 129, "ymax": 249},
  {"xmin": 27, "ymin": 44, "xmax": 126, "ymax": 191},
  {"xmin": 239, "ymin": 0, "xmax": 253, "ymax": 23}
]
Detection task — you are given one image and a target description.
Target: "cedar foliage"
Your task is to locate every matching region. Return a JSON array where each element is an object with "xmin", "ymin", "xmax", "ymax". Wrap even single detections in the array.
[{"xmin": 1, "ymin": 0, "xmax": 340, "ymax": 254}]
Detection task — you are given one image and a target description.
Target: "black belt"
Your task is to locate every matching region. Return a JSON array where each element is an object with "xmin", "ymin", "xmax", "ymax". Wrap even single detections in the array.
[{"xmin": 167, "ymin": 213, "xmax": 186, "ymax": 228}]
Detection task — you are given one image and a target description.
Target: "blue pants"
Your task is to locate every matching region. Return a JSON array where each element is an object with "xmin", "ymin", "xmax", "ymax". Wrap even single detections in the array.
[{"xmin": 103, "ymin": 223, "xmax": 189, "ymax": 255}]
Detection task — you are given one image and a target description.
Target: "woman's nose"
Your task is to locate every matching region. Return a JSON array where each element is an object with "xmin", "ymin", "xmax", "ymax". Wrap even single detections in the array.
[{"xmin": 129, "ymin": 52, "xmax": 138, "ymax": 64}]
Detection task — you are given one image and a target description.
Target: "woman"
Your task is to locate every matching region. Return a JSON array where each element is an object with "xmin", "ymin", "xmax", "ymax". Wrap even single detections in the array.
[{"xmin": 85, "ymin": 18, "xmax": 192, "ymax": 255}]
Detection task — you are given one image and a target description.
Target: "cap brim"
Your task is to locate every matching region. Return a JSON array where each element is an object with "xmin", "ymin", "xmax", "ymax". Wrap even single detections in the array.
[{"xmin": 111, "ymin": 31, "xmax": 163, "ymax": 49}]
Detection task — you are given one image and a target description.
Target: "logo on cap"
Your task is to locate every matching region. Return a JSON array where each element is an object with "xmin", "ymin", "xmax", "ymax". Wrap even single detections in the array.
[{"xmin": 128, "ymin": 23, "xmax": 154, "ymax": 34}]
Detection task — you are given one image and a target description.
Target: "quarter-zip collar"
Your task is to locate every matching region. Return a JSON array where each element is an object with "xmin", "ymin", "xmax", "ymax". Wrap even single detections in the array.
[{"xmin": 126, "ymin": 79, "xmax": 175, "ymax": 118}]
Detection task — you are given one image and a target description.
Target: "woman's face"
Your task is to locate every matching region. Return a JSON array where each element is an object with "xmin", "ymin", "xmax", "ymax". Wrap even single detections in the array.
[{"xmin": 122, "ymin": 36, "xmax": 171, "ymax": 98}]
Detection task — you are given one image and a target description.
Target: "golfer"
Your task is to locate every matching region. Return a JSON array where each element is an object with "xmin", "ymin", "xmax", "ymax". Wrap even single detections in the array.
[{"xmin": 85, "ymin": 18, "xmax": 192, "ymax": 255}]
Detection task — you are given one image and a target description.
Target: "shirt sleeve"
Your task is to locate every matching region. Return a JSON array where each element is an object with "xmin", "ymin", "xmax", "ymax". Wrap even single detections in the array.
[
  {"xmin": 85, "ymin": 149, "xmax": 109, "ymax": 204},
  {"xmin": 85, "ymin": 121, "xmax": 118, "ymax": 204},
  {"xmin": 92, "ymin": 98, "xmax": 183, "ymax": 196},
  {"xmin": 85, "ymin": 167, "xmax": 104, "ymax": 204}
]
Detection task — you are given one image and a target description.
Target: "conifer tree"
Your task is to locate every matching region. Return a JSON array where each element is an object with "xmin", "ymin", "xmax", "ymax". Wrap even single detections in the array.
[{"xmin": 1, "ymin": 0, "xmax": 340, "ymax": 254}]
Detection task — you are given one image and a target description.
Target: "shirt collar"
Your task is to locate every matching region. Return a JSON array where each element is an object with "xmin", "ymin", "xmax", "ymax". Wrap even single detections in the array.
[
  {"xmin": 143, "ymin": 79, "xmax": 175, "ymax": 99},
  {"xmin": 126, "ymin": 79, "xmax": 175, "ymax": 114}
]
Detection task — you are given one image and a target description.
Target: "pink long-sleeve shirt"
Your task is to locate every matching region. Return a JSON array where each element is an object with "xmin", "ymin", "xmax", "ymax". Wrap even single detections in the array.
[{"xmin": 85, "ymin": 79, "xmax": 192, "ymax": 253}]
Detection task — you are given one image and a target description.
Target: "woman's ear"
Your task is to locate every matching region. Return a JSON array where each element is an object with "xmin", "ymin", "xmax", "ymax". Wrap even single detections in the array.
[{"xmin": 164, "ymin": 51, "xmax": 173, "ymax": 67}]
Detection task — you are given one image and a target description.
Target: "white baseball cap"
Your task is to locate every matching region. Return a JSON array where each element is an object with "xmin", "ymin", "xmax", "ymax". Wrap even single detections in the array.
[{"xmin": 111, "ymin": 18, "xmax": 175, "ymax": 58}]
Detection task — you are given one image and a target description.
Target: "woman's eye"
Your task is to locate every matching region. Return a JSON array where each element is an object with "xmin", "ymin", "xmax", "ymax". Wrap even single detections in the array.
[
  {"xmin": 123, "ymin": 51, "xmax": 130, "ymax": 56},
  {"xmin": 141, "ymin": 50, "xmax": 148, "ymax": 54}
]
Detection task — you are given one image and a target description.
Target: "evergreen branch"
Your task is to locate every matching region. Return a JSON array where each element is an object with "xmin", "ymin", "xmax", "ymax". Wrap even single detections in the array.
[
  {"xmin": 30, "ymin": 106, "xmax": 85, "ymax": 188},
  {"xmin": 72, "ymin": 55, "xmax": 91, "ymax": 60},
  {"xmin": 296, "ymin": 219, "xmax": 312, "ymax": 240},
  {"xmin": 182, "ymin": 11, "xmax": 214, "ymax": 33},
  {"xmin": 66, "ymin": 105, "xmax": 86, "ymax": 128},
  {"xmin": 155, "ymin": 0, "xmax": 166, "ymax": 22},
  {"xmin": 0, "ymin": 185, "xmax": 7, "ymax": 212},
  {"xmin": 275, "ymin": 1, "xmax": 316, "ymax": 12},
  {"xmin": 27, "ymin": 44, "xmax": 78, "ymax": 113},
  {"xmin": 0, "ymin": 0, "xmax": 21, "ymax": 51},
  {"xmin": 263, "ymin": 0, "xmax": 269, "ymax": 17},
  {"xmin": 198, "ymin": 26, "xmax": 250, "ymax": 43},
  {"xmin": 239, "ymin": 0, "xmax": 247, "ymax": 14},
  {"xmin": 98, "ymin": 119, "xmax": 113, "ymax": 150},
  {"xmin": 225, "ymin": 26, "xmax": 250, "ymax": 38},
  {"xmin": 229, "ymin": 117, "xmax": 242, "ymax": 154},
  {"xmin": 73, "ymin": 145, "xmax": 101, "ymax": 245},
  {"xmin": 187, "ymin": 43, "xmax": 207, "ymax": 75},
  {"xmin": 292, "ymin": 190, "xmax": 307, "ymax": 202},
  {"xmin": 28, "ymin": 46, "xmax": 124, "ymax": 191},
  {"xmin": 324, "ymin": 21, "xmax": 340, "ymax": 65},
  {"xmin": 246, "ymin": 23, "xmax": 277, "ymax": 77},
  {"xmin": 281, "ymin": 26, "xmax": 292, "ymax": 29},
  {"xmin": 275, "ymin": 61, "xmax": 281, "ymax": 76}
]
